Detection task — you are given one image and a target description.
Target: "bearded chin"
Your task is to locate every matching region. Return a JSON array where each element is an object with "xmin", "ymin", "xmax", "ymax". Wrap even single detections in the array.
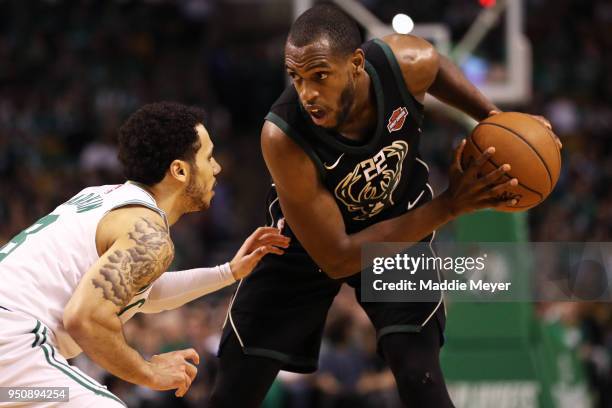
[
  {"xmin": 330, "ymin": 81, "xmax": 355, "ymax": 130},
  {"xmin": 185, "ymin": 177, "xmax": 208, "ymax": 212}
]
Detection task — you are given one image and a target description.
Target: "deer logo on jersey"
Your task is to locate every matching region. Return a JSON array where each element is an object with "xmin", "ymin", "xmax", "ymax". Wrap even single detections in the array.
[{"xmin": 334, "ymin": 141, "xmax": 409, "ymax": 221}]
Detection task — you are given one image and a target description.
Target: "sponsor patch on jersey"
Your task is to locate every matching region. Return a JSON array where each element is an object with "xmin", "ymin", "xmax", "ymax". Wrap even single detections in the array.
[{"xmin": 387, "ymin": 106, "xmax": 409, "ymax": 133}]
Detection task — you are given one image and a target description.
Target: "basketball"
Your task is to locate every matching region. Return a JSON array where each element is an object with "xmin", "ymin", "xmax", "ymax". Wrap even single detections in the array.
[{"xmin": 461, "ymin": 112, "xmax": 562, "ymax": 212}]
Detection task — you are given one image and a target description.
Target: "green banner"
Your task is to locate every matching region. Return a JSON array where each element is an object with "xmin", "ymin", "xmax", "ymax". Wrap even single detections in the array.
[{"xmin": 442, "ymin": 210, "xmax": 591, "ymax": 407}]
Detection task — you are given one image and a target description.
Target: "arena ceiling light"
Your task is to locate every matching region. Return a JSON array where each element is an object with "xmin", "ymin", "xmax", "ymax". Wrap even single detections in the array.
[{"xmin": 391, "ymin": 13, "xmax": 414, "ymax": 34}]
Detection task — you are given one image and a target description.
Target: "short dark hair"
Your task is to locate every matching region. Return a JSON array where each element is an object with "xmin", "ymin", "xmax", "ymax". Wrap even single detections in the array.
[
  {"xmin": 287, "ymin": 2, "xmax": 361, "ymax": 56},
  {"xmin": 118, "ymin": 102, "xmax": 205, "ymax": 186}
]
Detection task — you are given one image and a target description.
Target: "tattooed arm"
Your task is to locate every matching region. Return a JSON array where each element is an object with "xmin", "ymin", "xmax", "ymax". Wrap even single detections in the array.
[{"xmin": 63, "ymin": 207, "xmax": 198, "ymax": 397}]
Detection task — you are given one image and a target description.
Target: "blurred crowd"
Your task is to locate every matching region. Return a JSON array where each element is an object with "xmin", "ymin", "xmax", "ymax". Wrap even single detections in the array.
[{"xmin": 1, "ymin": 0, "xmax": 612, "ymax": 407}]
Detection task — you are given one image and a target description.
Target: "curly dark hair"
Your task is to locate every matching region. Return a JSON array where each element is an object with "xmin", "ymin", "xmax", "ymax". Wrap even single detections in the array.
[
  {"xmin": 118, "ymin": 102, "xmax": 206, "ymax": 186},
  {"xmin": 288, "ymin": 3, "xmax": 362, "ymax": 56}
]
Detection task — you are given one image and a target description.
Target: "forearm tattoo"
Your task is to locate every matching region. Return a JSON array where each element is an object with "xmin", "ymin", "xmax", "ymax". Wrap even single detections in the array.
[{"xmin": 92, "ymin": 217, "xmax": 174, "ymax": 307}]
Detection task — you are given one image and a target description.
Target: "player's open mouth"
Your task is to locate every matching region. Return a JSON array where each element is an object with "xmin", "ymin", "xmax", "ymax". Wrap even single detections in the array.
[{"xmin": 307, "ymin": 107, "xmax": 327, "ymax": 124}]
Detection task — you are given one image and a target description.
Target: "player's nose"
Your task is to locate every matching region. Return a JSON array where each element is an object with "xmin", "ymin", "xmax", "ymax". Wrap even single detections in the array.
[
  {"xmin": 212, "ymin": 158, "xmax": 222, "ymax": 176},
  {"xmin": 299, "ymin": 84, "xmax": 318, "ymax": 105}
]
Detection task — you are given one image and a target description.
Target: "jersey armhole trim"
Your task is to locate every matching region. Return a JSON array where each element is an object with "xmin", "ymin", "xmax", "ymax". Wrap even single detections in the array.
[
  {"xmin": 372, "ymin": 39, "xmax": 424, "ymax": 128},
  {"xmin": 105, "ymin": 200, "xmax": 169, "ymax": 232},
  {"xmin": 264, "ymin": 112, "xmax": 326, "ymax": 181},
  {"xmin": 94, "ymin": 200, "xmax": 169, "ymax": 258}
]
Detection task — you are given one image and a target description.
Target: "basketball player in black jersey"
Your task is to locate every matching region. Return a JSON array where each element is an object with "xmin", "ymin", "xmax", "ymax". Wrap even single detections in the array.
[{"xmin": 209, "ymin": 4, "xmax": 556, "ymax": 407}]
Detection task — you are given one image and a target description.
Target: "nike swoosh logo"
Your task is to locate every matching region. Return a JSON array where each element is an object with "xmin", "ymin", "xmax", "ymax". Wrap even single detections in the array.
[
  {"xmin": 323, "ymin": 153, "xmax": 345, "ymax": 170},
  {"xmin": 407, "ymin": 189, "xmax": 425, "ymax": 210}
]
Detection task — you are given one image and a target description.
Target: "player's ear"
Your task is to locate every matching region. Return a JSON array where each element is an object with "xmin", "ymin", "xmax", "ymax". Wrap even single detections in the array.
[
  {"xmin": 169, "ymin": 159, "xmax": 189, "ymax": 183},
  {"xmin": 351, "ymin": 49, "xmax": 365, "ymax": 74}
]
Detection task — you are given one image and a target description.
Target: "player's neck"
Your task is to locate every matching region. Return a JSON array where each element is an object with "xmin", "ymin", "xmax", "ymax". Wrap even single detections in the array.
[
  {"xmin": 129, "ymin": 180, "xmax": 183, "ymax": 226},
  {"xmin": 336, "ymin": 71, "xmax": 376, "ymax": 141}
]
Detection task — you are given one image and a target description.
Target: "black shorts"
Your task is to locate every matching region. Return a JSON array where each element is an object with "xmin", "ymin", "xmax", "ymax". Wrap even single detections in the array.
[{"xmin": 219, "ymin": 245, "xmax": 446, "ymax": 373}]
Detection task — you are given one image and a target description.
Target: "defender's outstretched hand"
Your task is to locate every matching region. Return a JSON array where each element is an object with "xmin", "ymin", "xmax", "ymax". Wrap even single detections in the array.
[
  {"xmin": 442, "ymin": 139, "xmax": 519, "ymax": 216},
  {"xmin": 230, "ymin": 227, "xmax": 290, "ymax": 280}
]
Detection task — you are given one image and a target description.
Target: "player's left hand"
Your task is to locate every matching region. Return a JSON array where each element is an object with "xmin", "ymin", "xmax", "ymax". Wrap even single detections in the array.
[
  {"xmin": 229, "ymin": 226, "xmax": 290, "ymax": 280},
  {"xmin": 488, "ymin": 110, "xmax": 562, "ymax": 149}
]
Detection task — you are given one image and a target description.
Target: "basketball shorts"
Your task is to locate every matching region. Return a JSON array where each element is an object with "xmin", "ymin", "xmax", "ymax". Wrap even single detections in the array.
[
  {"xmin": 219, "ymin": 242, "xmax": 446, "ymax": 374},
  {"xmin": 0, "ymin": 307, "xmax": 125, "ymax": 407}
]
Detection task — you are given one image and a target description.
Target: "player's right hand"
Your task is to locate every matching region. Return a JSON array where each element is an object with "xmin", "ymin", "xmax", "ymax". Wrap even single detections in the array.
[
  {"xmin": 229, "ymin": 226, "xmax": 291, "ymax": 280},
  {"xmin": 146, "ymin": 348, "xmax": 200, "ymax": 398},
  {"xmin": 442, "ymin": 139, "xmax": 519, "ymax": 216}
]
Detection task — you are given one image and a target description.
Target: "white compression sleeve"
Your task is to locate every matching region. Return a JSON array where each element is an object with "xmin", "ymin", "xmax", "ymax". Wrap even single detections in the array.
[{"xmin": 139, "ymin": 263, "xmax": 235, "ymax": 313}]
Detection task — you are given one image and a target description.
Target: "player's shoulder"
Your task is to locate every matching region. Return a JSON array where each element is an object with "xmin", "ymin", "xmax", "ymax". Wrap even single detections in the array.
[
  {"xmin": 96, "ymin": 206, "xmax": 170, "ymax": 256},
  {"xmin": 261, "ymin": 119, "xmax": 305, "ymax": 160},
  {"xmin": 266, "ymin": 86, "xmax": 305, "ymax": 134},
  {"xmin": 380, "ymin": 34, "xmax": 436, "ymax": 63},
  {"xmin": 261, "ymin": 118, "xmax": 320, "ymax": 196},
  {"xmin": 263, "ymin": 89, "xmax": 319, "ymax": 183},
  {"xmin": 380, "ymin": 34, "xmax": 440, "ymax": 99}
]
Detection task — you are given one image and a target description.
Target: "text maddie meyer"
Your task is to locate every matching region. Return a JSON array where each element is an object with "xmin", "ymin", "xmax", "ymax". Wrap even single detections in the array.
[{"xmin": 372, "ymin": 279, "xmax": 512, "ymax": 293}]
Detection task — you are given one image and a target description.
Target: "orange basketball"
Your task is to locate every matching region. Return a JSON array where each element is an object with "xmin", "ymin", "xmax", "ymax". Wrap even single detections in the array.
[{"xmin": 461, "ymin": 112, "xmax": 561, "ymax": 212}]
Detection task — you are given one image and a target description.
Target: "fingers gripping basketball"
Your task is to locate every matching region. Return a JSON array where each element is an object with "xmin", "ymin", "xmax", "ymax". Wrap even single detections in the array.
[{"xmin": 461, "ymin": 112, "xmax": 562, "ymax": 212}]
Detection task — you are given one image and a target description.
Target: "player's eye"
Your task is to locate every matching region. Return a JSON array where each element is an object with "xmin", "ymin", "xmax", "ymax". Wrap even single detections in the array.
[{"xmin": 315, "ymin": 72, "xmax": 328, "ymax": 80}]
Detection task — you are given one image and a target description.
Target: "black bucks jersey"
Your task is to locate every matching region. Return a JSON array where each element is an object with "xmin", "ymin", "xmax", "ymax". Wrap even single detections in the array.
[
  {"xmin": 264, "ymin": 38, "xmax": 432, "ymax": 241},
  {"xmin": 220, "ymin": 39, "xmax": 445, "ymax": 374}
]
